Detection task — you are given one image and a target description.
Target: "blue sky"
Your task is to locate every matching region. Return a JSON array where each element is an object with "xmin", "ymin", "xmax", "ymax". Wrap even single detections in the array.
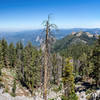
[{"xmin": 0, "ymin": 0, "xmax": 100, "ymax": 31}]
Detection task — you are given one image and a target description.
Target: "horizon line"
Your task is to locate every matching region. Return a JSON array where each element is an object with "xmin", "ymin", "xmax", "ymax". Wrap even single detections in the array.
[{"xmin": 0, "ymin": 27, "xmax": 100, "ymax": 32}]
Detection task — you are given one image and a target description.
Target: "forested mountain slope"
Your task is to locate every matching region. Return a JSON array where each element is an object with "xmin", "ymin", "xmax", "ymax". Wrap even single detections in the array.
[{"xmin": 52, "ymin": 31, "xmax": 97, "ymax": 52}]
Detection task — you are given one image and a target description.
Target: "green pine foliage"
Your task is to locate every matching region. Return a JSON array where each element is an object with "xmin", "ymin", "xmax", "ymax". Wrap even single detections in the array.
[
  {"xmin": 62, "ymin": 57, "xmax": 77, "ymax": 100},
  {"xmin": 1, "ymin": 39, "xmax": 10, "ymax": 67},
  {"xmin": 9, "ymin": 43, "xmax": 16, "ymax": 68},
  {"xmin": 51, "ymin": 53, "xmax": 58, "ymax": 84},
  {"xmin": 0, "ymin": 41, "xmax": 4, "ymax": 75},
  {"xmin": 60, "ymin": 43, "xmax": 91, "ymax": 60},
  {"xmin": 91, "ymin": 36, "xmax": 100, "ymax": 87},
  {"xmin": 17, "ymin": 42, "xmax": 41, "ymax": 93},
  {"xmin": 0, "ymin": 39, "xmax": 42, "ymax": 94}
]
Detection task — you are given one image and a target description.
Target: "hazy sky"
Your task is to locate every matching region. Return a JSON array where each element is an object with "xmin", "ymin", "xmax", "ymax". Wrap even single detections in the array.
[{"xmin": 0, "ymin": 0, "xmax": 100, "ymax": 31}]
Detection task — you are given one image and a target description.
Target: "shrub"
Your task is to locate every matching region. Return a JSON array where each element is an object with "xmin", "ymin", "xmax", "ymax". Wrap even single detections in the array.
[
  {"xmin": 86, "ymin": 89, "xmax": 92, "ymax": 95},
  {"xmin": 5, "ymin": 87, "xmax": 9, "ymax": 93},
  {"xmin": 61, "ymin": 95, "xmax": 68, "ymax": 100},
  {"xmin": 61, "ymin": 92, "xmax": 78, "ymax": 100},
  {"xmin": 49, "ymin": 99, "xmax": 55, "ymax": 100},
  {"xmin": 11, "ymin": 79, "xmax": 16, "ymax": 97},
  {"xmin": 10, "ymin": 92, "xmax": 16, "ymax": 97},
  {"xmin": 53, "ymin": 84, "xmax": 62, "ymax": 93}
]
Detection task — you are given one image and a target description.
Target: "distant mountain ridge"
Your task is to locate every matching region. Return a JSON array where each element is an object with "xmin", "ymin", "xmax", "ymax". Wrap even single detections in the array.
[
  {"xmin": 71, "ymin": 31, "xmax": 99, "ymax": 38},
  {"xmin": 0, "ymin": 28, "xmax": 100, "ymax": 46},
  {"xmin": 52, "ymin": 31, "xmax": 98, "ymax": 52}
]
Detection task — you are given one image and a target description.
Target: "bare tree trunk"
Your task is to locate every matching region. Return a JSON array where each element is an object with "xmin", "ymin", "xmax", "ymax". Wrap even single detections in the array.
[
  {"xmin": 43, "ymin": 21, "xmax": 49, "ymax": 100},
  {"xmin": 44, "ymin": 51, "xmax": 48, "ymax": 100},
  {"xmin": 42, "ymin": 15, "xmax": 57, "ymax": 100}
]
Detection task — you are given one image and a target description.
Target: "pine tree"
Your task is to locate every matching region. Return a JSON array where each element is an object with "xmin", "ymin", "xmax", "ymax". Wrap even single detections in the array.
[
  {"xmin": 9, "ymin": 43, "xmax": 16, "ymax": 68},
  {"xmin": 79, "ymin": 53, "xmax": 88, "ymax": 77},
  {"xmin": 17, "ymin": 42, "xmax": 41, "ymax": 94},
  {"xmin": 62, "ymin": 57, "xmax": 77, "ymax": 100},
  {"xmin": 16, "ymin": 41, "xmax": 23, "ymax": 61},
  {"xmin": 16, "ymin": 41, "xmax": 24, "ymax": 86},
  {"xmin": 1, "ymin": 39, "xmax": 9, "ymax": 67},
  {"xmin": 91, "ymin": 36, "xmax": 100, "ymax": 87},
  {"xmin": 52, "ymin": 53, "xmax": 58, "ymax": 84},
  {"xmin": 51, "ymin": 53, "xmax": 62, "ymax": 84},
  {"xmin": 0, "ymin": 41, "xmax": 4, "ymax": 75}
]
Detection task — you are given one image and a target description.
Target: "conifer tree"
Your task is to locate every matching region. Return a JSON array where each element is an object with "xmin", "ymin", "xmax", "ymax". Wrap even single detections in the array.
[
  {"xmin": 9, "ymin": 43, "xmax": 16, "ymax": 68},
  {"xmin": 79, "ymin": 53, "xmax": 88, "ymax": 77},
  {"xmin": 15, "ymin": 41, "xmax": 24, "ymax": 86},
  {"xmin": 1, "ymin": 39, "xmax": 9, "ymax": 67},
  {"xmin": 62, "ymin": 57, "xmax": 77, "ymax": 100},
  {"xmin": 17, "ymin": 42, "xmax": 41, "ymax": 93},
  {"xmin": 91, "ymin": 36, "xmax": 100, "ymax": 87},
  {"xmin": 51, "ymin": 53, "xmax": 62, "ymax": 84},
  {"xmin": 0, "ymin": 41, "xmax": 4, "ymax": 75},
  {"xmin": 52, "ymin": 53, "xmax": 58, "ymax": 84},
  {"xmin": 16, "ymin": 41, "xmax": 23, "ymax": 61}
]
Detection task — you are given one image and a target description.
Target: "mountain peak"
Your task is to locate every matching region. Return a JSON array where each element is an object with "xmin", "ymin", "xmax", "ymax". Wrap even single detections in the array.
[{"xmin": 71, "ymin": 31, "xmax": 99, "ymax": 38}]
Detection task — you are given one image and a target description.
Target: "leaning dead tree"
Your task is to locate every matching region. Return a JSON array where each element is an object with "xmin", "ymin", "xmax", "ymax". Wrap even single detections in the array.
[{"xmin": 41, "ymin": 15, "xmax": 57, "ymax": 100}]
